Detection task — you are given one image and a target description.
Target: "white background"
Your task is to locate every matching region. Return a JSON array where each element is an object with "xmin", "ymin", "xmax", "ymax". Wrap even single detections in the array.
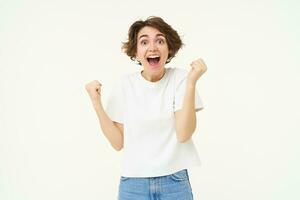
[{"xmin": 1, "ymin": 0, "xmax": 299, "ymax": 199}]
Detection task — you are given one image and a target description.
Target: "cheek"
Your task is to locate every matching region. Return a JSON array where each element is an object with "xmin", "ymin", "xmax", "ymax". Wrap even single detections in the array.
[
  {"xmin": 137, "ymin": 46, "xmax": 146, "ymax": 56},
  {"xmin": 161, "ymin": 47, "xmax": 169, "ymax": 57}
]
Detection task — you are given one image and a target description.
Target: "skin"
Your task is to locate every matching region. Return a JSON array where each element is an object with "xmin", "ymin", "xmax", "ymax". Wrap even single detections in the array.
[
  {"xmin": 175, "ymin": 58, "xmax": 207, "ymax": 142},
  {"xmin": 135, "ymin": 26, "xmax": 169, "ymax": 82},
  {"xmin": 85, "ymin": 81, "xmax": 124, "ymax": 151}
]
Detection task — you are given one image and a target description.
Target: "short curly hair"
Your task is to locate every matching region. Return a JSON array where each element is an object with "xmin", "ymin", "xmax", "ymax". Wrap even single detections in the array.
[{"xmin": 122, "ymin": 16, "xmax": 183, "ymax": 65}]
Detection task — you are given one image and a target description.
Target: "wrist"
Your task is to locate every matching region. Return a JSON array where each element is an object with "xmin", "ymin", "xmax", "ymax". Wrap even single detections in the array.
[{"xmin": 186, "ymin": 81, "xmax": 196, "ymax": 88}]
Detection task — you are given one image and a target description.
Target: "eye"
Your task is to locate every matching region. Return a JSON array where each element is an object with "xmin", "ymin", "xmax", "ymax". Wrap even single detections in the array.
[
  {"xmin": 157, "ymin": 39, "xmax": 165, "ymax": 44},
  {"xmin": 140, "ymin": 40, "xmax": 148, "ymax": 45}
]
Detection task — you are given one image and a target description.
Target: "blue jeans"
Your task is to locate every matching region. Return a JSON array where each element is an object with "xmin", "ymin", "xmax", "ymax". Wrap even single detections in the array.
[{"xmin": 118, "ymin": 169, "xmax": 194, "ymax": 200}]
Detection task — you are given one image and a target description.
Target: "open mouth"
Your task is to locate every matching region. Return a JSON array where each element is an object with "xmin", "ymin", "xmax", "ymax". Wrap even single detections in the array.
[{"xmin": 147, "ymin": 56, "xmax": 160, "ymax": 66}]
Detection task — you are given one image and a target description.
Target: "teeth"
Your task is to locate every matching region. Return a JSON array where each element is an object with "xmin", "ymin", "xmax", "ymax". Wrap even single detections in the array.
[{"xmin": 147, "ymin": 55, "xmax": 160, "ymax": 58}]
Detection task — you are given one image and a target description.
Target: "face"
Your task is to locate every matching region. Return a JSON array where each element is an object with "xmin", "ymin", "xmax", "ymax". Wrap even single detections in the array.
[{"xmin": 136, "ymin": 26, "xmax": 169, "ymax": 73}]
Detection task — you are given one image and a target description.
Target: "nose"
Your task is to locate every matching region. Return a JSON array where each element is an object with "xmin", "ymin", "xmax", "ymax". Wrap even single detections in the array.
[{"xmin": 148, "ymin": 41, "xmax": 158, "ymax": 52}]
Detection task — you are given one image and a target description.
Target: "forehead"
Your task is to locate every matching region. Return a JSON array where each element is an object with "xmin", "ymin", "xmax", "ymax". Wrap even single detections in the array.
[{"xmin": 137, "ymin": 26, "xmax": 165, "ymax": 39}]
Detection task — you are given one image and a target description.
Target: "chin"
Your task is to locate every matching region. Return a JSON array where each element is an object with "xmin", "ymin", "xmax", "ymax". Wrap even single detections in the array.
[{"xmin": 148, "ymin": 65, "xmax": 163, "ymax": 72}]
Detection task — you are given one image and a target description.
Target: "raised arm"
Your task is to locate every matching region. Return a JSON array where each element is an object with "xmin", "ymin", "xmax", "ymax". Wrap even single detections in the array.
[{"xmin": 85, "ymin": 80, "xmax": 123, "ymax": 151}]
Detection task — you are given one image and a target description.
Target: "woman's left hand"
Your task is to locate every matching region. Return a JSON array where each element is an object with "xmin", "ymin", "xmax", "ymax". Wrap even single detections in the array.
[{"xmin": 187, "ymin": 58, "xmax": 207, "ymax": 85}]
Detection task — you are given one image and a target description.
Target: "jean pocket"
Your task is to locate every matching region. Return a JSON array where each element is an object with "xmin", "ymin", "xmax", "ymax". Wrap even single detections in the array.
[{"xmin": 170, "ymin": 169, "xmax": 189, "ymax": 181}]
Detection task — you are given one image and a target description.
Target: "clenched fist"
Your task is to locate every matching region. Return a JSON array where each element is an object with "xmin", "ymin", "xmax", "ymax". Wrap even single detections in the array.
[
  {"xmin": 187, "ymin": 58, "xmax": 207, "ymax": 85},
  {"xmin": 85, "ymin": 80, "xmax": 102, "ymax": 105}
]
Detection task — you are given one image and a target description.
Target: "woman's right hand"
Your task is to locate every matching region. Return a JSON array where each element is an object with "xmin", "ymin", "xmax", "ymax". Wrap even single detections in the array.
[{"xmin": 85, "ymin": 80, "xmax": 102, "ymax": 105}]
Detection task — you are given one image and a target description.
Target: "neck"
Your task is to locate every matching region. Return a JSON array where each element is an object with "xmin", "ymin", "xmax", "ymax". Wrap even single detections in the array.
[{"xmin": 141, "ymin": 68, "xmax": 166, "ymax": 82}]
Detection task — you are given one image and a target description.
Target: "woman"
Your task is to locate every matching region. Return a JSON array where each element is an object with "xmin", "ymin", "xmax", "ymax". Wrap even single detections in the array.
[{"xmin": 85, "ymin": 16, "xmax": 207, "ymax": 200}]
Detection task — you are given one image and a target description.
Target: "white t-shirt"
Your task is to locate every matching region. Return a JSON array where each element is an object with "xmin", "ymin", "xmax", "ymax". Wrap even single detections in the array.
[{"xmin": 105, "ymin": 67, "xmax": 204, "ymax": 177}]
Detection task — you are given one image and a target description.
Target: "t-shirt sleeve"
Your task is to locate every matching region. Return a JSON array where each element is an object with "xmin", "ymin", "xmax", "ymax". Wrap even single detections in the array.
[
  {"xmin": 105, "ymin": 78, "xmax": 124, "ymax": 124},
  {"xmin": 173, "ymin": 69, "xmax": 204, "ymax": 112}
]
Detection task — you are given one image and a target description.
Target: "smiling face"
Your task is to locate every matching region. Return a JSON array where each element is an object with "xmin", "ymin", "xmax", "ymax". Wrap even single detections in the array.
[{"xmin": 136, "ymin": 26, "xmax": 169, "ymax": 73}]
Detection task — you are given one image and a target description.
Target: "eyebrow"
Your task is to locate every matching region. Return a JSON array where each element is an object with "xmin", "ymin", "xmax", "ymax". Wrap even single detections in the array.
[{"xmin": 138, "ymin": 33, "xmax": 165, "ymax": 40}]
